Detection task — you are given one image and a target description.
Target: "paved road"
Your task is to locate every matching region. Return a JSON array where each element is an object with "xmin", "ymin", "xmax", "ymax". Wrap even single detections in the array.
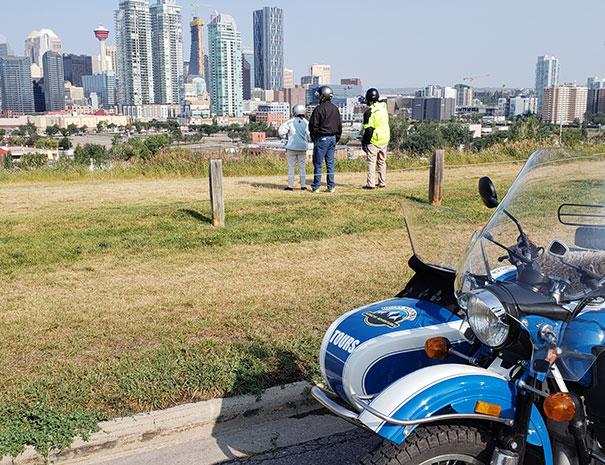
[
  {"xmin": 79, "ymin": 407, "xmax": 382, "ymax": 465},
  {"xmin": 221, "ymin": 429, "xmax": 381, "ymax": 465}
]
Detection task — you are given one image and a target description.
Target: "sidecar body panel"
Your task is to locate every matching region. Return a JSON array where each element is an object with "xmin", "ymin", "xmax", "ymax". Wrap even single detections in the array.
[{"xmin": 320, "ymin": 297, "xmax": 469, "ymax": 404}]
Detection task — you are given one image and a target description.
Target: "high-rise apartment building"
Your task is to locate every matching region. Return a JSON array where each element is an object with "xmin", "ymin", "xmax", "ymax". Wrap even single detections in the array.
[
  {"xmin": 0, "ymin": 56, "xmax": 34, "ymax": 113},
  {"xmin": 535, "ymin": 55, "xmax": 559, "ymax": 114},
  {"xmin": 151, "ymin": 0, "xmax": 183, "ymax": 104},
  {"xmin": 25, "ymin": 29, "xmax": 62, "ymax": 71},
  {"xmin": 115, "ymin": 0, "xmax": 155, "ymax": 105},
  {"xmin": 283, "ymin": 68, "xmax": 294, "ymax": 89},
  {"xmin": 508, "ymin": 95, "xmax": 537, "ymax": 116},
  {"xmin": 253, "ymin": 6, "xmax": 284, "ymax": 90},
  {"xmin": 63, "ymin": 54, "xmax": 92, "ymax": 87},
  {"xmin": 42, "ymin": 51, "xmax": 65, "ymax": 111},
  {"xmin": 189, "ymin": 16, "xmax": 204, "ymax": 77},
  {"xmin": 587, "ymin": 77, "xmax": 605, "ymax": 90},
  {"xmin": 0, "ymin": 34, "xmax": 13, "ymax": 57},
  {"xmin": 424, "ymin": 85, "xmax": 442, "ymax": 98},
  {"xmin": 443, "ymin": 86, "xmax": 457, "ymax": 100},
  {"xmin": 310, "ymin": 64, "xmax": 330, "ymax": 85},
  {"xmin": 208, "ymin": 11, "xmax": 243, "ymax": 117},
  {"xmin": 454, "ymin": 84, "xmax": 471, "ymax": 106},
  {"xmin": 242, "ymin": 49, "xmax": 254, "ymax": 100},
  {"xmin": 542, "ymin": 84, "xmax": 588, "ymax": 124}
]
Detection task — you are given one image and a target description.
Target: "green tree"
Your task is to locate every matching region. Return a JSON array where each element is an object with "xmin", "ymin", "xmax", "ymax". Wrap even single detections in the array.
[
  {"xmin": 20, "ymin": 152, "xmax": 47, "ymax": 170},
  {"xmin": 96, "ymin": 121, "xmax": 107, "ymax": 133},
  {"xmin": 87, "ymin": 144, "xmax": 108, "ymax": 167},
  {"xmin": 59, "ymin": 137, "xmax": 72, "ymax": 151},
  {"xmin": 388, "ymin": 116, "xmax": 410, "ymax": 152},
  {"xmin": 45, "ymin": 124, "xmax": 60, "ymax": 137},
  {"xmin": 112, "ymin": 134, "xmax": 122, "ymax": 146},
  {"xmin": 144, "ymin": 134, "xmax": 172, "ymax": 155},
  {"xmin": 66, "ymin": 123, "xmax": 79, "ymax": 135},
  {"xmin": 440, "ymin": 122, "xmax": 473, "ymax": 148},
  {"xmin": 0, "ymin": 129, "xmax": 6, "ymax": 139},
  {"xmin": 110, "ymin": 137, "xmax": 151, "ymax": 161},
  {"xmin": 73, "ymin": 144, "xmax": 89, "ymax": 165},
  {"xmin": 2, "ymin": 151, "xmax": 13, "ymax": 170},
  {"xmin": 402, "ymin": 122, "xmax": 445, "ymax": 155}
]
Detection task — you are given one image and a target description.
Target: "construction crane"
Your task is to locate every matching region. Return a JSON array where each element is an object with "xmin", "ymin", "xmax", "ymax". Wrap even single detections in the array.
[
  {"xmin": 463, "ymin": 74, "xmax": 489, "ymax": 104},
  {"xmin": 191, "ymin": 3, "xmax": 211, "ymax": 19}
]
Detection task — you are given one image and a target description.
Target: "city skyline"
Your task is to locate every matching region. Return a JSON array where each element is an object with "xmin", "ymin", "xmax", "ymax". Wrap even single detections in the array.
[{"xmin": 2, "ymin": 0, "xmax": 604, "ymax": 89}]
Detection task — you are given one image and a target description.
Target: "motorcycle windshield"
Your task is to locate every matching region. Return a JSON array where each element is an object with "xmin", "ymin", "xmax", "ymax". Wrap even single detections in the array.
[
  {"xmin": 455, "ymin": 148, "xmax": 605, "ymax": 296},
  {"xmin": 402, "ymin": 202, "xmax": 476, "ymax": 272}
]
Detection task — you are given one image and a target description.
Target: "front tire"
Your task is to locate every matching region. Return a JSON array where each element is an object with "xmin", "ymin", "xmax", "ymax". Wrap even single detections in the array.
[{"xmin": 360, "ymin": 423, "xmax": 495, "ymax": 465}]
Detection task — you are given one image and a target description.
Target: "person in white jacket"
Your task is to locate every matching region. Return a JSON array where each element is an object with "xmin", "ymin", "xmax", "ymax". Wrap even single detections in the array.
[{"xmin": 278, "ymin": 104, "xmax": 311, "ymax": 190}]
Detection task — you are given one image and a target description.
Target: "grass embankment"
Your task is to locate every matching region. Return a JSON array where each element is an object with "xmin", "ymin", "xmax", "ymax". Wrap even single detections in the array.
[{"xmin": 0, "ymin": 163, "xmax": 523, "ymax": 459}]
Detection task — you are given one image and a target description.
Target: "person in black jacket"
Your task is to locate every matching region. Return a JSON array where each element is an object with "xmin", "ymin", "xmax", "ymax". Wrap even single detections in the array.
[{"xmin": 308, "ymin": 86, "xmax": 342, "ymax": 193}]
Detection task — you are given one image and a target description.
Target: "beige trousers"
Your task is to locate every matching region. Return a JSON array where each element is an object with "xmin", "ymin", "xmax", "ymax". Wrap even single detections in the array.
[{"xmin": 366, "ymin": 143, "xmax": 388, "ymax": 187}]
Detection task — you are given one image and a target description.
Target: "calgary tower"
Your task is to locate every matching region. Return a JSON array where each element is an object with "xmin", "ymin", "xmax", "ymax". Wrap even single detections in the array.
[{"xmin": 94, "ymin": 25, "xmax": 110, "ymax": 72}]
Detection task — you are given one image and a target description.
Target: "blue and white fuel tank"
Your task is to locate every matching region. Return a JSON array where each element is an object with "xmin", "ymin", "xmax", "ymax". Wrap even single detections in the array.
[{"xmin": 319, "ymin": 256, "xmax": 471, "ymax": 405}]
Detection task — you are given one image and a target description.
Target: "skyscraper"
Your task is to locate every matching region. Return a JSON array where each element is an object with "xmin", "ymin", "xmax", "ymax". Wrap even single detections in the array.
[
  {"xmin": 208, "ymin": 11, "xmax": 243, "ymax": 117},
  {"xmin": 189, "ymin": 16, "xmax": 204, "ymax": 77},
  {"xmin": 63, "ymin": 54, "xmax": 92, "ymax": 87},
  {"xmin": 253, "ymin": 6, "xmax": 283, "ymax": 90},
  {"xmin": 42, "ymin": 51, "xmax": 65, "ymax": 111},
  {"xmin": 24, "ymin": 29, "xmax": 62, "ymax": 76},
  {"xmin": 151, "ymin": 0, "xmax": 184, "ymax": 104},
  {"xmin": 535, "ymin": 55, "xmax": 559, "ymax": 114},
  {"xmin": 0, "ymin": 34, "xmax": 13, "ymax": 57},
  {"xmin": 309, "ymin": 64, "xmax": 330, "ymax": 85},
  {"xmin": 0, "ymin": 56, "xmax": 34, "ymax": 113},
  {"xmin": 242, "ymin": 49, "xmax": 254, "ymax": 100},
  {"xmin": 283, "ymin": 68, "xmax": 294, "ymax": 89},
  {"xmin": 115, "ymin": 0, "xmax": 154, "ymax": 105}
]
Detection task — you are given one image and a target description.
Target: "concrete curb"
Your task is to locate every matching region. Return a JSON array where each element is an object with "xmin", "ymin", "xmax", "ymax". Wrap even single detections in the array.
[{"xmin": 2, "ymin": 381, "xmax": 316, "ymax": 465}]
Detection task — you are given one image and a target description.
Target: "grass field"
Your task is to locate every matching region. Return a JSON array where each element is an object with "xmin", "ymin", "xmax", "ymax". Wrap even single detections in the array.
[{"xmin": 0, "ymin": 161, "xmax": 528, "ymax": 458}]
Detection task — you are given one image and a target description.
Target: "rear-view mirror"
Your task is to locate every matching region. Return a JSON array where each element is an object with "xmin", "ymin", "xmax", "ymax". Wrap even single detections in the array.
[
  {"xmin": 478, "ymin": 177, "xmax": 499, "ymax": 209},
  {"xmin": 547, "ymin": 239, "xmax": 569, "ymax": 259}
]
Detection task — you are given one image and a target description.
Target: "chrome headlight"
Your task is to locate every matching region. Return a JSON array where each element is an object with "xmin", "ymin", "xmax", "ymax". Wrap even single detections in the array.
[{"xmin": 458, "ymin": 289, "xmax": 509, "ymax": 348}]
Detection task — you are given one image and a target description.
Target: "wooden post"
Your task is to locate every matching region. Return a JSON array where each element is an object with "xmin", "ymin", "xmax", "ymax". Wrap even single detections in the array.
[
  {"xmin": 209, "ymin": 159, "xmax": 225, "ymax": 227},
  {"xmin": 429, "ymin": 149, "xmax": 444, "ymax": 206}
]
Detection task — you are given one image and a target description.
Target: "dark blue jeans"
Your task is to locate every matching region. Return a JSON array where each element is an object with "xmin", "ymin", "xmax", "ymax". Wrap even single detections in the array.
[{"xmin": 311, "ymin": 136, "xmax": 336, "ymax": 190}]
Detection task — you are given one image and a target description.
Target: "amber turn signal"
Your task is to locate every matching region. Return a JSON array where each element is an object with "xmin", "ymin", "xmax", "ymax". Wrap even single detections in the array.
[
  {"xmin": 544, "ymin": 392, "xmax": 576, "ymax": 422},
  {"xmin": 425, "ymin": 337, "xmax": 450, "ymax": 360}
]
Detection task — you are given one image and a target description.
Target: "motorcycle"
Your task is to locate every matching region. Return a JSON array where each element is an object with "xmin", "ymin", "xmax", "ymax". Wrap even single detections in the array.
[{"xmin": 313, "ymin": 148, "xmax": 605, "ymax": 465}]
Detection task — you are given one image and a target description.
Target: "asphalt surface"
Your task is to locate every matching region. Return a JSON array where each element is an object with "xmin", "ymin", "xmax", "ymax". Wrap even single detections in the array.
[
  {"xmin": 221, "ymin": 429, "xmax": 381, "ymax": 465},
  {"xmin": 75, "ymin": 406, "xmax": 382, "ymax": 465}
]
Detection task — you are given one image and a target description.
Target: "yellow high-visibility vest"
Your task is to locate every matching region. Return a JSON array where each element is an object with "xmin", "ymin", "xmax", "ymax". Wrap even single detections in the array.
[{"xmin": 363, "ymin": 101, "xmax": 390, "ymax": 146}]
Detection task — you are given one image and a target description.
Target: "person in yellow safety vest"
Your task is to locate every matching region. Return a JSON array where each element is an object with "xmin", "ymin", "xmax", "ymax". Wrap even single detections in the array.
[{"xmin": 361, "ymin": 88, "xmax": 390, "ymax": 189}]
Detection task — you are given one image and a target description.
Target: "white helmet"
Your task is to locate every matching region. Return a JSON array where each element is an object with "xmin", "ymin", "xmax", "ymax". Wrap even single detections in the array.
[{"xmin": 292, "ymin": 104, "xmax": 306, "ymax": 117}]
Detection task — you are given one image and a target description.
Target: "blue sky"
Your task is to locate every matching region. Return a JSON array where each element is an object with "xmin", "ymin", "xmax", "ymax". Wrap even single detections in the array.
[{"xmin": 2, "ymin": 0, "xmax": 604, "ymax": 89}]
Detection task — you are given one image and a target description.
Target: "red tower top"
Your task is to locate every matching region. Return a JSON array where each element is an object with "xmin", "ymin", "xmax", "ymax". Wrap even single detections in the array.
[{"xmin": 94, "ymin": 25, "xmax": 110, "ymax": 40}]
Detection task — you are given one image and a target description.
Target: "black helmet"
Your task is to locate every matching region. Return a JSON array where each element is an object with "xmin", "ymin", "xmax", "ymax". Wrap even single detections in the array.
[
  {"xmin": 365, "ymin": 88, "xmax": 380, "ymax": 104},
  {"xmin": 316, "ymin": 86, "xmax": 333, "ymax": 103}
]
